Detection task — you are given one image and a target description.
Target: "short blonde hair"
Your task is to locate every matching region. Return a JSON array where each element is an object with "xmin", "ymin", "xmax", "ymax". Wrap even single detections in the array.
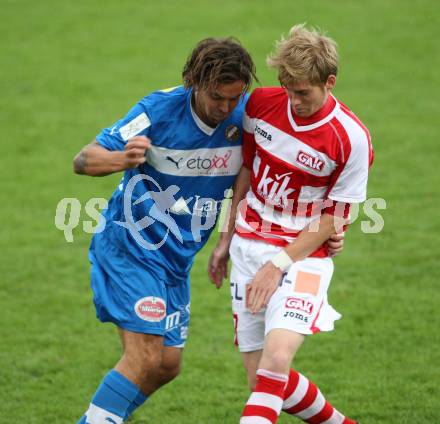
[{"xmin": 267, "ymin": 24, "xmax": 338, "ymax": 86}]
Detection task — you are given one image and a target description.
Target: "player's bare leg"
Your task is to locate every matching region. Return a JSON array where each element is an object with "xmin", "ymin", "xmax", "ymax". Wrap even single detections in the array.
[
  {"xmin": 116, "ymin": 329, "xmax": 182, "ymax": 395},
  {"xmin": 77, "ymin": 330, "xmax": 183, "ymax": 423},
  {"xmin": 241, "ymin": 350, "xmax": 262, "ymax": 390},
  {"xmin": 240, "ymin": 329, "xmax": 357, "ymax": 423},
  {"xmin": 258, "ymin": 329, "xmax": 304, "ymax": 374},
  {"xmin": 143, "ymin": 346, "xmax": 183, "ymax": 394}
]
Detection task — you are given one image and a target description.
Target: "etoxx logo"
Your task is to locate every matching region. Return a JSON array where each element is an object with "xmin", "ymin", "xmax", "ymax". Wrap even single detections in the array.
[
  {"xmin": 296, "ymin": 150, "xmax": 324, "ymax": 172},
  {"xmin": 167, "ymin": 150, "xmax": 232, "ymax": 171}
]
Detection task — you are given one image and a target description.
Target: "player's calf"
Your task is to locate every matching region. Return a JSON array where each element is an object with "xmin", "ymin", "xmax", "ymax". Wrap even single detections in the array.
[
  {"xmin": 139, "ymin": 346, "xmax": 183, "ymax": 395},
  {"xmin": 283, "ymin": 369, "xmax": 357, "ymax": 424},
  {"xmin": 115, "ymin": 332, "xmax": 164, "ymax": 391}
]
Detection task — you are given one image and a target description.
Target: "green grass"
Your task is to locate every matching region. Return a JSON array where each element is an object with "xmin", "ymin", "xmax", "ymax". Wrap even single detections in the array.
[{"xmin": 1, "ymin": 0, "xmax": 439, "ymax": 422}]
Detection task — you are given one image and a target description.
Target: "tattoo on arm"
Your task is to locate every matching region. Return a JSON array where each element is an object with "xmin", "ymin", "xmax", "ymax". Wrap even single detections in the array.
[{"xmin": 74, "ymin": 150, "xmax": 88, "ymax": 174}]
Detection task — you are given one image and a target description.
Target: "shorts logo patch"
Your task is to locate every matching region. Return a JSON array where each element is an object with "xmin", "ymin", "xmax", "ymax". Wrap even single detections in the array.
[
  {"xmin": 294, "ymin": 271, "xmax": 321, "ymax": 295},
  {"xmin": 285, "ymin": 297, "xmax": 314, "ymax": 314},
  {"xmin": 134, "ymin": 296, "xmax": 166, "ymax": 322}
]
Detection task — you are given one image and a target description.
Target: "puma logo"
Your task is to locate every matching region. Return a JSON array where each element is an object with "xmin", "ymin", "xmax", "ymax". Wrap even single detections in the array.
[{"xmin": 166, "ymin": 156, "xmax": 184, "ymax": 169}]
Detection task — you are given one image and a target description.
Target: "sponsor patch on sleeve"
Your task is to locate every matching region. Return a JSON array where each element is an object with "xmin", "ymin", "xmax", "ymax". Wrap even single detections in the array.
[{"xmin": 120, "ymin": 113, "xmax": 151, "ymax": 141}]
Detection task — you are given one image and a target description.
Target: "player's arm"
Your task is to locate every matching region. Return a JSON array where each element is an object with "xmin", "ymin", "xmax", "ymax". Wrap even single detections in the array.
[
  {"xmin": 208, "ymin": 165, "xmax": 251, "ymax": 288},
  {"xmin": 219, "ymin": 166, "xmax": 251, "ymax": 246},
  {"xmin": 73, "ymin": 136, "xmax": 151, "ymax": 176},
  {"xmin": 247, "ymin": 211, "xmax": 347, "ymax": 313}
]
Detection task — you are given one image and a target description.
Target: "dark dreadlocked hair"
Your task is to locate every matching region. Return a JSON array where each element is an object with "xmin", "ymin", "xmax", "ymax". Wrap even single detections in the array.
[{"xmin": 182, "ymin": 37, "xmax": 257, "ymax": 92}]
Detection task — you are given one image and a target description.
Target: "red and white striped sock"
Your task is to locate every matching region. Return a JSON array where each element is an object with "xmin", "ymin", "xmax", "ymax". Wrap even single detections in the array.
[
  {"xmin": 282, "ymin": 369, "xmax": 356, "ymax": 424},
  {"xmin": 240, "ymin": 369, "xmax": 288, "ymax": 424}
]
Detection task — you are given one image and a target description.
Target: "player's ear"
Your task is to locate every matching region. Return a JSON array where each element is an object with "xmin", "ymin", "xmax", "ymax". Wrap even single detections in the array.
[{"xmin": 325, "ymin": 75, "xmax": 336, "ymax": 90}]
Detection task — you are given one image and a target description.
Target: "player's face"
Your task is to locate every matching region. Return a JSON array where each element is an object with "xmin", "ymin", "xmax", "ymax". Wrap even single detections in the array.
[
  {"xmin": 284, "ymin": 75, "xmax": 336, "ymax": 118},
  {"xmin": 193, "ymin": 80, "xmax": 246, "ymax": 127}
]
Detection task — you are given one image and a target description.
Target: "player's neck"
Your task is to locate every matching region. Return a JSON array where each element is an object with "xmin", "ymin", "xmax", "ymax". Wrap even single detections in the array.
[
  {"xmin": 191, "ymin": 94, "xmax": 217, "ymax": 129},
  {"xmin": 291, "ymin": 93, "xmax": 336, "ymax": 125}
]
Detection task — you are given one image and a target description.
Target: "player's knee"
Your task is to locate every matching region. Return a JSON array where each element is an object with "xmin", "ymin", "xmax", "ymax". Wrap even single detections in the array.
[
  {"xmin": 263, "ymin": 351, "xmax": 292, "ymax": 373},
  {"xmin": 123, "ymin": 340, "xmax": 163, "ymax": 377},
  {"xmin": 159, "ymin": 360, "xmax": 181, "ymax": 384}
]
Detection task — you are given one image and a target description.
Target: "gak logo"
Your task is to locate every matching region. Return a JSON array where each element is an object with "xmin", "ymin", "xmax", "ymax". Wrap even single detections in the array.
[
  {"xmin": 296, "ymin": 150, "xmax": 324, "ymax": 171},
  {"xmin": 285, "ymin": 297, "xmax": 314, "ymax": 314}
]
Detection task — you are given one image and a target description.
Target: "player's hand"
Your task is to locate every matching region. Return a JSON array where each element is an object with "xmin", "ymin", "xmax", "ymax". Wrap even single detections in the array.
[
  {"xmin": 208, "ymin": 242, "xmax": 230, "ymax": 289},
  {"xmin": 124, "ymin": 136, "xmax": 151, "ymax": 168},
  {"xmin": 327, "ymin": 232, "xmax": 345, "ymax": 257},
  {"xmin": 246, "ymin": 262, "xmax": 283, "ymax": 314}
]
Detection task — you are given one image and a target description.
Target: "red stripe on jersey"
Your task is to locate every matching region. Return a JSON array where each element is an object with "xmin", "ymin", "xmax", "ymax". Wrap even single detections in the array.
[
  {"xmin": 235, "ymin": 229, "xmax": 329, "ymax": 257},
  {"xmin": 322, "ymin": 118, "xmax": 352, "ymax": 198},
  {"xmin": 244, "ymin": 204, "xmax": 301, "ymax": 237},
  {"xmin": 236, "ymin": 203, "xmax": 330, "ymax": 257},
  {"xmin": 323, "ymin": 201, "xmax": 351, "ymax": 218},
  {"xmin": 339, "ymin": 102, "xmax": 373, "ymax": 166},
  {"xmin": 242, "ymin": 130, "xmax": 256, "ymax": 169},
  {"xmin": 236, "ymin": 227, "xmax": 288, "ymax": 247}
]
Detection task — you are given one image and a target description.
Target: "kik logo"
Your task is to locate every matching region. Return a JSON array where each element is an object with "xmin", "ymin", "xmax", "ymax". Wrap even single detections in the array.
[{"xmin": 257, "ymin": 164, "xmax": 295, "ymax": 206}]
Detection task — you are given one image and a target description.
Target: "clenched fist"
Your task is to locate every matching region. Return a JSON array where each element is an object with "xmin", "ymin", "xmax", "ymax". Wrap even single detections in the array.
[{"xmin": 124, "ymin": 136, "xmax": 151, "ymax": 168}]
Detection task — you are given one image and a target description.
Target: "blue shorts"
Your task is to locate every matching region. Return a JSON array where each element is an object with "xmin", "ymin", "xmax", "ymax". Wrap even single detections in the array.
[{"xmin": 89, "ymin": 236, "xmax": 190, "ymax": 347}]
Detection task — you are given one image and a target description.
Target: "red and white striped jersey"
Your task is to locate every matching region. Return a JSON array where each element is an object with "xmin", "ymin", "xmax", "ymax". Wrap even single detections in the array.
[{"xmin": 236, "ymin": 87, "xmax": 373, "ymax": 257}]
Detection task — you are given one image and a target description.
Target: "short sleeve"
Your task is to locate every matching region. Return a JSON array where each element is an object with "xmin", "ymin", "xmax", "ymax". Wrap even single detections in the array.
[{"xmin": 327, "ymin": 130, "xmax": 372, "ymax": 203}]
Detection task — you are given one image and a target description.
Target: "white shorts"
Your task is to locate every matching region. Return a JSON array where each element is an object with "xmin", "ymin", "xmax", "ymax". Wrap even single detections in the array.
[{"xmin": 229, "ymin": 234, "xmax": 342, "ymax": 353}]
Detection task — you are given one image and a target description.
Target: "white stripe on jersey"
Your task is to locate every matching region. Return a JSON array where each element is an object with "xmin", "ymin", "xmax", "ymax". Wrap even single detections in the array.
[
  {"xmin": 327, "ymin": 108, "xmax": 370, "ymax": 203},
  {"xmin": 243, "ymin": 111, "xmax": 257, "ymax": 133},
  {"xmin": 146, "ymin": 145, "xmax": 242, "ymax": 177},
  {"xmin": 252, "ymin": 120, "xmax": 337, "ymax": 177},
  {"xmin": 237, "ymin": 191, "xmax": 321, "ymax": 233}
]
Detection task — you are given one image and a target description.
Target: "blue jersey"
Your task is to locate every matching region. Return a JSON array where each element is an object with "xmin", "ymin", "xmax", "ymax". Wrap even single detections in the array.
[{"xmin": 93, "ymin": 86, "xmax": 247, "ymax": 284}]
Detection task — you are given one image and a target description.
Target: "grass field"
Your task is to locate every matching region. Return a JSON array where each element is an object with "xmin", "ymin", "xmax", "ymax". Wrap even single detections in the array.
[{"xmin": 1, "ymin": 0, "xmax": 439, "ymax": 422}]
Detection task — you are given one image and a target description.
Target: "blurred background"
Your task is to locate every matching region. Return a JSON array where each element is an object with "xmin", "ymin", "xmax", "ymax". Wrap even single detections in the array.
[{"xmin": 1, "ymin": 0, "xmax": 439, "ymax": 422}]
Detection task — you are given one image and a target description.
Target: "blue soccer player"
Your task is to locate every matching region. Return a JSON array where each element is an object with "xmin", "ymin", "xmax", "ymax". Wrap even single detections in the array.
[{"xmin": 73, "ymin": 38, "xmax": 257, "ymax": 423}]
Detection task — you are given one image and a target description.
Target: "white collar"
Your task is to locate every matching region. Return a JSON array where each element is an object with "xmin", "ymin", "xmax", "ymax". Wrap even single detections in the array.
[{"xmin": 287, "ymin": 94, "xmax": 340, "ymax": 132}]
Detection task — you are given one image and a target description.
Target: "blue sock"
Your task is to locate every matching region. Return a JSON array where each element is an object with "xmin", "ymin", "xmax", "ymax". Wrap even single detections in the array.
[
  {"xmin": 77, "ymin": 370, "xmax": 141, "ymax": 424},
  {"xmin": 125, "ymin": 390, "xmax": 148, "ymax": 419}
]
